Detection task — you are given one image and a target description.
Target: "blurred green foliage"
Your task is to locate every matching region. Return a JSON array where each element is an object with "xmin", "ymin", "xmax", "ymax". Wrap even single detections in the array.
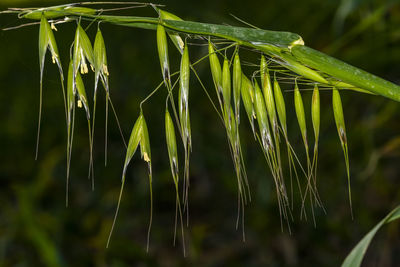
[{"xmin": 0, "ymin": 0, "xmax": 399, "ymax": 266}]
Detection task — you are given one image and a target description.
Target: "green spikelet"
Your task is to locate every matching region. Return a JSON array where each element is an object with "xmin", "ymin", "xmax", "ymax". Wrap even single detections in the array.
[
  {"xmin": 273, "ymin": 76, "xmax": 287, "ymax": 135},
  {"xmin": 222, "ymin": 57, "xmax": 232, "ymax": 120},
  {"xmin": 311, "ymin": 84, "xmax": 320, "ymax": 186},
  {"xmin": 254, "ymin": 79, "xmax": 289, "ymax": 229},
  {"xmin": 157, "ymin": 23, "xmax": 170, "ymax": 84},
  {"xmin": 73, "ymin": 23, "xmax": 94, "ymax": 80},
  {"xmin": 294, "ymin": 82, "xmax": 308, "ymax": 152},
  {"xmin": 310, "ymin": 84, "xmax": 324, "ymax": 212},
  {"xmin": 254, "ymin": 80, "xmax": 272, "ymax": 152},
  {"xmin": 240, "ymin": 74, "xmax": 255, "ymax": 136},
  {"xmin": 332, "ymin": 88, "xmax": 353, "ymax": 218},
  {"xmin": 93, "ymin": 27, "xmax": 111, "ymax": 166},
  {"xmin": 107, "ymin": 113, "xmax": 154, "ymax": 251},
  {"xmin": 260, "ymin": 57, "xmax": 278, "ymax": 135},
  {"xmin": 233, "ymin": 52, "xmax": 242, "ymax": 124},
  {"xmin": 165, "ymin": 109, "xmax": 185, "ymax": 255},
  {"xmin": 208, "ymin": 41, "xmax": 223, "ymax": 109},
  {"xmin": 37, "ymin": 15, "xmax": 65, "ymax": 159},
  {"xmin": 178, "ymin": 42, "xmax": 191, "ymax": 214},
  {"xmin": 273, "ymin": 76, "xmax": 303, "ymax": 210},
  {"xmin": 294, "ymin": 81, "xmax": 316, "ymax": 221}
]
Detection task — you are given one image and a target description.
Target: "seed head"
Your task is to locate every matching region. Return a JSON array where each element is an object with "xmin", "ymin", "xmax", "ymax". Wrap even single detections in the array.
[
  {"xmin": 294, "ymin": 81, "xmax": 308, "ymax": 148},
  {"xmin": 94, "ymin": 28, "xmax": 109, "ymax": 94},
  {"xmin": 273, "ymin": 76, "xmax": 287, "ymax": 135},
  {"xmin": 260, "ymin": 57, "xmax": 277, "ymax": 133},
  {"xmin": 332, "ymin": 88, "xmax": 347, "ymax": 146},
  {"xmin": 312, "ymin": 84, "xmax": 320, "ymax": 142},
  {"xmin": 208, "ymin": 41, "xmax": 222, "ymax": 92},
  {"xmin": 241, "ymin": 74, "xmax": 255, "ymax": 134},
  {"xmin": 157, "ymin": 24, "xmax": 170, "ymax": 83},
  {"xmin": 254, "ymin": 80, "xmax": 272, "ymax": 151},
  {"xmin": 179, "ymin": 43, "xmax": 191, "ymax": 148},
  {"xmin": 233, "ymin": 52, "xmax": 242, "ymax": 122},
  {"xmin": 222, "ymin": 57, "xmax": 232, "ymax": 108},
  {"xmin": 140, "ymin": 115, "xmax": 152, "ymax": 164},
  {"xmin": 165, "ymin": 110, "xmax": 179, "ymax": 181}
]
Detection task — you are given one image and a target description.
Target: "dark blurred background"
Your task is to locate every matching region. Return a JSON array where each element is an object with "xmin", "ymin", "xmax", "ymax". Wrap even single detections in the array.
[{"xmin": 0, "ymin": 0, "xmax": 399, "ymax": 266}]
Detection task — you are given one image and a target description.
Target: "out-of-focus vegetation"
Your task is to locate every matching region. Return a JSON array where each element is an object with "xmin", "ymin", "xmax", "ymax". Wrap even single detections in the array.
[{"xmin": 0, "ymin": 0, "xmax": 399, "ymax": 266}]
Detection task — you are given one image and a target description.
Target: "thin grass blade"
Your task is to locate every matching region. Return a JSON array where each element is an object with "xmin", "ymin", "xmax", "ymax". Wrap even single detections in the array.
[{"xmin": 342, "ymin": 205, "xmax": 400, "ymax": 267}]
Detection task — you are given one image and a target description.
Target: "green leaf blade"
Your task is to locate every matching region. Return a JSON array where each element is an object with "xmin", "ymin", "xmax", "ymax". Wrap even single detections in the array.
[
  {"xmin": 292, "ymin": 45, "xmax": 400, "ymax": 102},
  {"xmin": 342, "ymin": 205, "xmax": 400, "ymax": 267}
]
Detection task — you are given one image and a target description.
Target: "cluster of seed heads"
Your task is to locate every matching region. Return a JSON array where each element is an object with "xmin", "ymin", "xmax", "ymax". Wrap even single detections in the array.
[{"xmin": 20, "ymin": 5, "xmax": 354, "ymax": 255}]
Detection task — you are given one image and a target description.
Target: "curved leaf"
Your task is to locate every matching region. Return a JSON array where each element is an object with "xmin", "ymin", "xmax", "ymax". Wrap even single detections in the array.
[{"xmin": 342, "ymin": 205, "xmax": 400, "ymax": 267}]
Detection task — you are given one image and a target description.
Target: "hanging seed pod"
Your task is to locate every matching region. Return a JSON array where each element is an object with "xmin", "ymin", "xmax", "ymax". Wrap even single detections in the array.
[
  {"xmin": 273, "ymin": 76, "xmax": 287, "ymax": 135},
  {"xmin": 222, "ymin": 57, "xmax": 232, "ymax": 116},
  {"xmin": 73, "ymin": 23, "xmax": 94, "ymax": 80},
  {"xmin": 157, "ymin": 24, "xmax": 170, "ymax": 83},
  {"xmin": 179, "ymin": 42, "xmax": 191, "ymax": 148},
  {"xmin": 294, "ymin": 81, "xmax": 314, "ymax": 218},
  {"xmin": 122, "ymin": 115, "xmax": 143, "ymax": 176},
  {"xmin": 93, "ymin": 27, "xmax": 109, "ymax": 94},
  {"xmin": 39, "ymin": 15, "xmax": 62, "ymax": 78},
  {"xmin": 138, "ymin": 114, "xmax": 153, "ymax": 251},
  {"xmin": 165, "ymin": 109, "xmax": 179, "ymax": 180},
  {"xmin": 140, "ymin": 116, "xmax": 151, "ymax": 164},
  {"xmin": 108, "ymin": 114, "xmax": 141, "ymax": 247},
  {"xmin": 311, "ymin": 84, "xmax": 321, "ymax": 205},
  {"xmin": 254, "ymin": 79, "xmax": 289, "ymax": 226},
  {"xmin": 179, "ymin": 42, "xmax": 191, "ymax": 214},
  {"xmin": 78, "ymin": 25, "xmax": 94, "ymax": 71},
  {"xmin": 233, "ymin": 52, "xmax": 242, "ymax": 123},
  {"xmin": 164, "ymin": 109, "xmax": 186, "ymax": 254},
  {"xmin": 260, "ymin": 57, "xmax": 277, "ymax": 134},
  {"xmin": 273, "ymin": 75, "xmax": 303, "ymax": 210},
  {"xmin": 36, "ymin": 15, "xmax": 65, "ymax": 159},
  {"xmin": 108, "ymin": 113, "xmax": 154, "ymax": 250},
  {"xmin": 241, "ymin": 74, "xmax": 255, "ymax": 135},
  {"xmin": 294, "ymin": 82, "xmax": 308, "ymax": 149},
  {"xmin": 208, "ymin": 40, "xmax": 222, "ymax": 92},
  {"xmin": 294, "ymin": 81, "xmax": 313, "ymax": 191},
  {"xmin": 260, "ymin": 61, "xmax": 283, "ymax": 193},
  {"xmin": 93, "ymin": 26, "xmax": 110, "ymax": 166},
  {"xmin": 332, "ymin": 89, "xmax": 347, "ymax": 150},
  {"xmin": 332, "ymin": 88, "xmax": 353, "ymax": 217},
  {"xmin": 311, "ymin": 84, "xmax": 320, "ymax": 146},
  {"xmin": 254, "ymin": 81, "xmax": 272, "ymax": 151}
]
